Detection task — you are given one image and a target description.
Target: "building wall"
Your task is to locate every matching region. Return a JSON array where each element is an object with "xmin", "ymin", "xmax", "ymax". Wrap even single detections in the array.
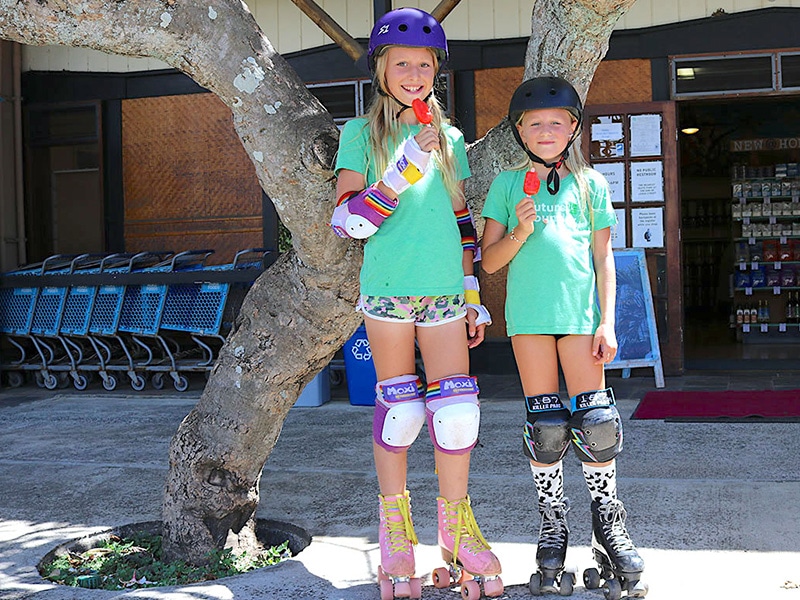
[{"xmin": 21, "ymin": 0, "xmax": 800, "ymax": 72}]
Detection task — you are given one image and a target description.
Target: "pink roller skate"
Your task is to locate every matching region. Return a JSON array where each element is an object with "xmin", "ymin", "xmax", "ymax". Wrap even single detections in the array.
[
  {"xmin": 432, "ymin": 496, "xmax": 504, "ymax": 599},
  {"xmin": 377, "ymin": 491, "xmax": 422, "ymax": 600}
]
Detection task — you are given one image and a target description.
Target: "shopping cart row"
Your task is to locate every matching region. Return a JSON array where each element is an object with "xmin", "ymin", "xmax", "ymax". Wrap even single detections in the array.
[{"xmin": 0, "ymin": 249, "xmax": 271, "ymax": 392}]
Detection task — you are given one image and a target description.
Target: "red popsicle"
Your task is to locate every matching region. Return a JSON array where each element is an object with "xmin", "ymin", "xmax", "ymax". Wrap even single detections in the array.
[
  {"xmin": 412, "ymin": 98, "xmax": 432, "ymax": 125},
  {"xmin": 524, "ymin": 170, "xmax": 540, "ymax": 196}
]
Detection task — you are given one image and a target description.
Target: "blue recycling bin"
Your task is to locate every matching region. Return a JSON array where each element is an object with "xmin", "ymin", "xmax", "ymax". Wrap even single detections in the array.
[{"xmin": 343, "ymin": 324, "xmax": 377, "ymax": 406}]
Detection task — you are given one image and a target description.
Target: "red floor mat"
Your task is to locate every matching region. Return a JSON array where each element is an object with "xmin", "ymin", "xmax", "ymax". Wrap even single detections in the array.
[{"xmin": 632, "ymin": 389, "xmax": 800, "ymax": 421}]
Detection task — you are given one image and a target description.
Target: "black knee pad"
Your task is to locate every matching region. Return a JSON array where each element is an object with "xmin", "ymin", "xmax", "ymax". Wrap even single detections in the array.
[
  {"xmin": 523, "ymin": 393, "xmax": 571, "ymax": 463},
  {"xmin": 569, "ymin": 403, "xmax": 623, "ymax": 463}
]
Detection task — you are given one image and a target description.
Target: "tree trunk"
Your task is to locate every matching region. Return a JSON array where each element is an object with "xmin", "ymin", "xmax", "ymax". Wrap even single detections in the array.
[{"xmin": 0, "ymin": 0, "xmax": 636, "ymax": 564}]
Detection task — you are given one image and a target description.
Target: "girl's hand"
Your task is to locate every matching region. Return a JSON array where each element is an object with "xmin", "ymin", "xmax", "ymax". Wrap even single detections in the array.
[
  {"xmin": 514, "ymin": 196, "xmax": 537, "ymax": 238},
  {"xmin": 592, "ymin": 323, "xmax": 618, "ymax": 365},
  {"xmin": 414, "ymin": 126, "xmax": 440, "ymax": 152},
  {"xmin": 466, "ymin": 307, "xmax": 486, "ymax": 348}
]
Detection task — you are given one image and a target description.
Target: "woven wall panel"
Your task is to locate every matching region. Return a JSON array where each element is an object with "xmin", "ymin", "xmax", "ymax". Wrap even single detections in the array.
[
  {"xmin": 474, "ymin": 66, "xmax": 524, "ymax": 139},
  {"xmin": 122, "ymin": 93, "xmax": 262, "ymax": 263},
  {"xmin": 586, "ymin": 59, "xmax": 653, "ymax": 105}
]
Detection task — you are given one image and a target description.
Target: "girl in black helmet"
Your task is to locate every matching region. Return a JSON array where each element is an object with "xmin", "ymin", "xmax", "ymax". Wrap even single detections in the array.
[{"xmin": 481, "ymin": 76, "xmax": 646, "ymax": 598}]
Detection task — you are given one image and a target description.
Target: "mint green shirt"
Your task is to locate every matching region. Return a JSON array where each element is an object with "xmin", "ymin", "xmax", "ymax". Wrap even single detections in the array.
[
  {"xmin": 482, "ymin": 169, "xmax": 617, "ymax": 335},
  {"xmin": 335, "ymin": 117, "xmax": 470, "ymax": 296}
]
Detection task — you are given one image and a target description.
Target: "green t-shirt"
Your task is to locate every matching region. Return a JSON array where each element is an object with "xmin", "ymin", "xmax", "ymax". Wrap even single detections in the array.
[
  {"xmin": 335, "ymin": 117, "xmax": 470, "ymax": 296},
  {"xmin": 482, "ymin": 169, "xmax": 617, "ymax": 335}
]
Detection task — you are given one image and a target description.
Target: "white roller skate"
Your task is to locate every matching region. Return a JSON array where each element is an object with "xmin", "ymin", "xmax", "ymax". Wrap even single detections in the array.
[
  {"xmin": 432, "ymin": 495, "xmax": 503, "ymax": 599},
  {"xmin": 377, "ymin": 491, "xmax": 422, "ymax": 600},
  {"xmin": 582, "ymin": 499, "xmax": 648, "ymax": 600},
  {"xmin": 529, "ymin": 498, "xmax": 577, "ymax": 596}
]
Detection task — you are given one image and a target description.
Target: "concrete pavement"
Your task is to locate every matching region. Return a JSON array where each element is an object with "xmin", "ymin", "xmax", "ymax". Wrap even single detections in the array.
[{"xmin": 1, "ymin": 370, "xmax": 800, "ymax": 599}]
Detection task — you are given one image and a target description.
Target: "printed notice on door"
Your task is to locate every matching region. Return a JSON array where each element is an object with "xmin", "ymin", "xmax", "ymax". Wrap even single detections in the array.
[
  {"xmin": 632, "ymin": 208, "xmax": 664, "ymax": 248},
  {"xmin": 594, "ymin": 162, "xmax": 625, "ymax": 203},
  {"xmin": 629, "ymin": 114, "xmax": 662, "ymax": 157},
  {"xmin": 612, "ymin": 208, "xmax": 627, "ymax": 248},
  {"xmin": 631, "ymin": 161, "xmax": 664, "ymax": 202}
]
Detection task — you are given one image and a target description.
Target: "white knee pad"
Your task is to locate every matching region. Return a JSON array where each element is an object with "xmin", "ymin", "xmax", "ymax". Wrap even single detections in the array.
[
  {"xmin": 425, "ymin": 375, "xmax": 481, "ymax": 455},
  {"xmin": 373, "ymin": 375, "xmax": 426, "ymax": 453}
]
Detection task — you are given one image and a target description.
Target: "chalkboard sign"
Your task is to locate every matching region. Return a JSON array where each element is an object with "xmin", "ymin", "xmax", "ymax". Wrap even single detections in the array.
[{"xmin": 605, "ymin": 248, "xmax": 665, "ymax": 388}]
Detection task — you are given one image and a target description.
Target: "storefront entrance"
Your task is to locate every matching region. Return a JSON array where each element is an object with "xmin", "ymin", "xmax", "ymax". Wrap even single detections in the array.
[{"xmin": 679, "ymin": 96, "xmax": 800, "ymax": 369}]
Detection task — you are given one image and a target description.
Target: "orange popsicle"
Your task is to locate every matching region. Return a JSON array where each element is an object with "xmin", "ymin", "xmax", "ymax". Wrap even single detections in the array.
[
  {"xmin": 524, "ymin": 170, "xmax": 540, "ymax": 196},
  {"xmin": 412, "ymin": 98, "xmax": 432, "ymax": 125}
]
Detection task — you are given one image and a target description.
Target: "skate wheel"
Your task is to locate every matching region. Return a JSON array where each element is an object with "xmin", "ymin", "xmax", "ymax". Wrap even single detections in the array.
[
  {"xmin": 483, "ymin": 576, "xmax": 504, "ymax": 597},
  {"xmin": 529, "ymin": 572, "xmax": 542, "ymax": 596},
  {"xmin": 393, "ymin": 580, "xmax": 411, "ymax": 598},
  {"xmin": 603, "ymin": 578, "xmax": 622, "ymax": 600},
  {"xmin": 584, "ymin": 567, "xmax": 601, "ymax": 589},
  {"xmin": 460, "ymin": 579, "xmax": 481, "ymax": 600},
  {"xmin": 559, "ymin": 571, "xmax": 575, "ymax": 596},
  {"xmin": 630, "ymin": 579, "xmax": 649, "ymax": 597},
  {"xmin": 379, "ymin": 578, "xmax": 394, "ymax": 600},
  {"xmin": 409, "ymin": 577, "xmax": 422, "ymax": 599},
  {"xmin": 432, "ymin": 566, "xmax": 451, "ymax": 588}
]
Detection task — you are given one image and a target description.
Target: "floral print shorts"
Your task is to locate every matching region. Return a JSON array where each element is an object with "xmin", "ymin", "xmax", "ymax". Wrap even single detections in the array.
[{"xmin": 360, "ymin": 294, "xmax": 466, "ymax": 326}]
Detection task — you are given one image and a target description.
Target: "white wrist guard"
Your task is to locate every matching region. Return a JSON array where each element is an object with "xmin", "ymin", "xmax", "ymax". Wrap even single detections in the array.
[
  {"xmin": 381, "ymin": 136, "xmax": 431, "ymax": 195},
  {"xmin": 463, "ymin": 275, "xmax": 492, "ymax": 326}
]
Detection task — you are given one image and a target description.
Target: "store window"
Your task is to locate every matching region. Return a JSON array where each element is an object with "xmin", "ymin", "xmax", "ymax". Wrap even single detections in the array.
[
  {"xmin": 673, "ymin": 54, "xmax": 775, "ymax": 97},
  {"xmin": 308, "ymin": 73, "xmax": 453, "ymax": 126},
  {"xmin": 24, "ymin": 103, "xmax": 104, "ymax": 261}
]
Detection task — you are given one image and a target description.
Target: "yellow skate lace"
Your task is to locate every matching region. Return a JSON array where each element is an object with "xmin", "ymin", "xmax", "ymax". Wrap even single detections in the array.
[
  {"xmin": 383, "ymin": 494, "xmax": 418, "ymax": 555},
  {"xmin": 443, "ymin": 497, "xmax": 491, "ymax": 564}
]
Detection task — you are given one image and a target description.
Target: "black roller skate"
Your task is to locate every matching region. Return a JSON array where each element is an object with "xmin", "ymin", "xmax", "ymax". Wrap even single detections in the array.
[
  {"xmin": 529, "ymin": 498, "xmax": 576, "ymax": 596},
  {"xmin": 582, "ymin": 499, "xmax": 647, "ymax": 600}
]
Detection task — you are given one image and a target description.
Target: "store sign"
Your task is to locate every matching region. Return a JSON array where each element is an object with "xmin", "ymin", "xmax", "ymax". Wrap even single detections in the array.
[{"xmin": 731, "ymin": 137, "xmax": 800, "ymax": 152}]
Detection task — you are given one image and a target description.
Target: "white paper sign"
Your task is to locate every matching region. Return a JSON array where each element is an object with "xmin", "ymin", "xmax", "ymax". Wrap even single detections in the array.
[
  {"xmin": 632, "ymin": 208, "xmax": 664, "ymax": 248},
  {"xmin": 630, "ymin": 114, "xmax": 662, "ymax": 157},
  {"xmin": 591, "ymin": 123, "xmax": 623, "ymax": 141},
  {"xmin": 631, "ymin": 161, "xmax": 664, "ymax": 202},
  {"xmin": 612, "ymin": 208, "xmax": 626, "ymax": 248},
  {"xmin": 594, "ymin": 162, "xmax": 626, "ymax": 203}
]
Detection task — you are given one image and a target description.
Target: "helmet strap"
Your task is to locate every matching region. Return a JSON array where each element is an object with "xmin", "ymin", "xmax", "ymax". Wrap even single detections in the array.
[{"xmin": 520, "ymin": 129, "xmax": 578, "ymax": 195}]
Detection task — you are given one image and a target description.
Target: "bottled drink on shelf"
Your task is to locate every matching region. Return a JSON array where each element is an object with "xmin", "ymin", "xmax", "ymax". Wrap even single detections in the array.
[{"xmin": 736, "ymin": 304, "xmax": 744, "ymax": 326}]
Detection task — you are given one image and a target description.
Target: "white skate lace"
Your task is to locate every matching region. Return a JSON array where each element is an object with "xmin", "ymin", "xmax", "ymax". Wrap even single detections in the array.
[
  {"xmin": 443, "ymin": 498, "xmax": 491, "ymax": 563},
  {"xmin": 539, "ymin": 499, "xmax": 569, "ymax": 550},
  {"xmin": 598, "ymin": 499, "xmax": 636, "ymax": 553},
  {"xmin": 383, "ymin": 495, "xmax": 418, "ymax": 555}
]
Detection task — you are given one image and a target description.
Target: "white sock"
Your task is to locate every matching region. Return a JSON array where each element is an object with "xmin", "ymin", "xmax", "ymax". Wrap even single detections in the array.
[
  {"xmin": 530, "ymin": 461, "xmax": 564, "ymax": 507},
  {"xmin": 582, "ymin": 460, "xmax": 617, "ymax": 504}
]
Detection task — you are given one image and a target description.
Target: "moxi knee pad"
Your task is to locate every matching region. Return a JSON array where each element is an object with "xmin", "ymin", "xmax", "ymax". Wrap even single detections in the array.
[
  {"xmin": 425, "ymin": 375, "xmax": 481, "ymax": 455},
  {"xmin": 568, "ymin": 388, "xmax": 623, "ymax": 463},
  {"xmin": 522, "ymin": 393, "xmax": 570, "ymax": 463},
  {"xmin": 373, "ymin": 375, "xmax": 425, "ymax": 453}
]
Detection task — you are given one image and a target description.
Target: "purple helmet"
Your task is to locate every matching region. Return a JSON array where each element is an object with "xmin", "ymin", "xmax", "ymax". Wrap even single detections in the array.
[{"xmin": 367, "ymin": 8, "xmax": 448, "ymax": 74}]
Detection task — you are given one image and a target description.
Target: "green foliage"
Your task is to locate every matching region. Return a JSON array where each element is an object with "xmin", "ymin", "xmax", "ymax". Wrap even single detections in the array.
[
  {"xmin": 41, "ymin": 532, "xmax": 291, "ymax": 590},
  {"xmin": 277, "ymin": 218, "xmax": 293, "ymax": 253}
]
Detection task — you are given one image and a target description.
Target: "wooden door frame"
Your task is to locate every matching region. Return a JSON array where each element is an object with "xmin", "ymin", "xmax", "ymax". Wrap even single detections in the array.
[{"xmin": 582, "ymin": 101, "xmax": 683, "ymax": 375}]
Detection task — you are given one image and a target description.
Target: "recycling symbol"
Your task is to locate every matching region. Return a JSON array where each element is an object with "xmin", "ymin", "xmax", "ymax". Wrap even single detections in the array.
[{"xmin": 350, "ymin": 337, "xmax": 372, "ymax": 361}]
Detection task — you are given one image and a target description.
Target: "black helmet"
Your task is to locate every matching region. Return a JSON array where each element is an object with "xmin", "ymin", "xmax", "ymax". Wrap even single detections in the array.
[
  {"xmin": 508, "ymin": 76, "xmax": 583, "ymax": 126},
  {"xmin": 508, "ymin": 76, "xmax": 583, "ymax": 195}
]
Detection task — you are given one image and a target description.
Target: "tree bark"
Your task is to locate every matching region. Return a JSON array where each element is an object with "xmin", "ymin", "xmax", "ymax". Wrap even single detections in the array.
[{"xmin": 0, "ymin": 0, "xmax": 635, "ymax": 565}]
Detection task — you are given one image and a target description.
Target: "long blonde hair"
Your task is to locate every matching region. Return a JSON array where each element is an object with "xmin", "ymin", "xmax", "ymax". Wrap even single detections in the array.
[{"xmin": 366, "ymin": 47, "xmax": 465, "ymax": 210}]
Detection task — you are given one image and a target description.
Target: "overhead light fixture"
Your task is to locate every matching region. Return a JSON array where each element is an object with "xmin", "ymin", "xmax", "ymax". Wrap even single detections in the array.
[
  {"xmin": 676, "ymin": 67, "xmax": 695, "ymax": 79},
  {"xmin": 681, "ymin": 127, "xmax": 700, "ymax": 135}
]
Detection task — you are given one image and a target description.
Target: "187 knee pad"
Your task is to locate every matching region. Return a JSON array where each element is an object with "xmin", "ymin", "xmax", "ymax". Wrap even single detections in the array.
[
  {"xmin": 568, "ymin": 388, "xmax": 623, "ymax": 463},
  {"xmin": 373, "ymin": 375, "xmax": 425, "ymax": 453},
  {"xmin": 523, "ymin": 393, "xmax": 570, "ymax": 463},
  {"xmin": 425, "ymin": 375, "xmax": 480, "ymax": 455}
]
